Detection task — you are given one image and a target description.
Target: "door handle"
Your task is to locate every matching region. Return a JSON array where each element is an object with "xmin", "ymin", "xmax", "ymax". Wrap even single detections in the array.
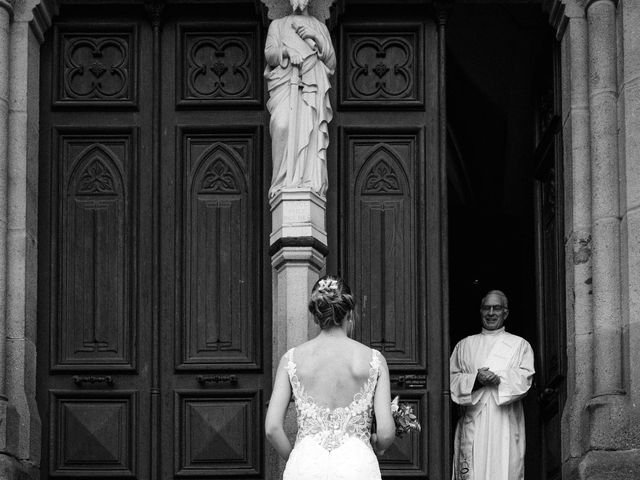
[
  {"xmin": 196, "ymin": 374, "xmax": 238, "ymax": 386},
  {"xmin": 72, "ymin": 375, "xmax": 115, "ymax": 387},
  {"xmin": 391, "ymin": 374, "xmax": 426, "ymax": 389}
]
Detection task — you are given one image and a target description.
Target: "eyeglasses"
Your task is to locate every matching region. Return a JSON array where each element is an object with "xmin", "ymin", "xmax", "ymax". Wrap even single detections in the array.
[{"xmin": 480, "ymin": 305, "xmax": 506, "ymax": 313}]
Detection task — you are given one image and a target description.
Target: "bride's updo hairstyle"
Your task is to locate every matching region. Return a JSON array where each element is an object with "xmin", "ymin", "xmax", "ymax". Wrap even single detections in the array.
[{"xmin": 308, "ymin": 275, "xmax": 355, "ymax": 329}]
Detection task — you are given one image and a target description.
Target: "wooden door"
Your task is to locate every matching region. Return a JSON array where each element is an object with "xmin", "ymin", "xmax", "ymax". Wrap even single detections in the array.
[
  {"xmin": 37, "ymin": 2, "xmax": 270, "ymax": 479},
  {"xmin": 533, "ymin": 113, "xmax": 566, "ymax": 480},
  {"xmin": 37, "ymin": 6, "xmax": 155, "ymax": 478},
  {"xmin": 157, "ymin": 4, "xmax": 270, "ymax": 479},
  {"xmin": 327, "ymin": 3, "xmax": 447, "ymax": 479}
]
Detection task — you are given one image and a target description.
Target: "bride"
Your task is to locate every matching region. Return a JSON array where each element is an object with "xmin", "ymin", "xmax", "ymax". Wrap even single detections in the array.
[{"xmin": 265, "ymin": 275, "xmax": 395, "ymax": 480}]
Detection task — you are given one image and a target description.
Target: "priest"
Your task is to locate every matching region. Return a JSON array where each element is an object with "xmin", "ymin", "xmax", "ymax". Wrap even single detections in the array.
[{"xmin": 450, "ymin": 290, "xmax": 535, "ymax": 480}]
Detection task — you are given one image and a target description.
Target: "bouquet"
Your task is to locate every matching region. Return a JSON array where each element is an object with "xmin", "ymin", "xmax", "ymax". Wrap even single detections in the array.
[{"xmin": 391, "ymin": 396, "xmax": 421, "ymax": 438}]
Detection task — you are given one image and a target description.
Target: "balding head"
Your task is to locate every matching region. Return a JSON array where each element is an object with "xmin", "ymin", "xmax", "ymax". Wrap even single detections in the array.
[{"xmin": 480, "ymin": 290, "xmax": 508, "ymax": 309}]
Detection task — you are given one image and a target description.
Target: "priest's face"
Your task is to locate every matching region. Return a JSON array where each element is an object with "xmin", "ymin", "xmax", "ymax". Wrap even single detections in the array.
[{"xmin": 480, "ymin": 293, "xmax": 509, "ymax": 330}]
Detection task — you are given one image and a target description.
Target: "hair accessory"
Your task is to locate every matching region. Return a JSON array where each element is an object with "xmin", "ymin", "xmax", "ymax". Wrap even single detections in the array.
[{"xmin": 317, "ymin": 278, "xmax": 339, "ymax": 294}]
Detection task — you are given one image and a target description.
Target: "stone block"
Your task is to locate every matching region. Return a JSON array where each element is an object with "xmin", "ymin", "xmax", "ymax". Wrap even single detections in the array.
[
  {"xmin": 568, "ymin": 17, "xmax": 589, "ymax": 110},
  {"xmin": 623, "ymin": 209, "xmax": 640, "ymax": 397},
  {"xmin": 587, "ymin": 2, "xmax": 617, "ymax": 92},
  {"xmin": 8, "ymin": 21, "xmax": 30, "ymax": 113},
  {"xmin": 622, "ymin": 1, "xmax": 640, "ymax": 81},
  {"xmin": 587, "ymin": 392, "xmax": 628, "ymax": 450},
  {"xmin": 7, "ymin": 111, "xmax": 28, "ymax": 230},
  {"xmin": 575, "ymin": 449, "xmax": 640, "ymax": 480},
  {"xmin": 5, "ymin": 337, "xmax": 41, "ymax": 462},
  {"xmin": 621, "ymin": 81, "xmax": 640, "ymax": 210},
  {"xmin": 0, "ymin": 453, "xmax": 38, "ymax": 480},
  {"xmin": 271, "ymin": 246, "xmax": 324, "ymax": 354},
  {"xmin": 617, "ymin": 83, "xmax": 627, "ymax": 213},
  {"xmin": 590, "ymin": 96, "xmax": 619, "ymax": 220},
  {"xmin": 269, "ymin": 188, "xmax": 327, "ymax": 245},
  {"xmin": 0, "ymin": 10, "xmax": 9, "ymax": 99},
  {"xmin": 569, "ymin": 108, "xmax": 591, "ymax": 230},
  {"xmin": 5, "ymin": 228, "xmax": 27, "ymax": 339},
  {"xmin": 0, "ymin": 398, "xmax": 6, "ymax": 451}
]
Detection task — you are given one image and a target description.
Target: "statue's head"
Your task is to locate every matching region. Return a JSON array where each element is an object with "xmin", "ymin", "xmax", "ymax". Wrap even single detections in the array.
[{"xmin": 290, "ymin": 0, "xmax": 310, "ymax": 12}]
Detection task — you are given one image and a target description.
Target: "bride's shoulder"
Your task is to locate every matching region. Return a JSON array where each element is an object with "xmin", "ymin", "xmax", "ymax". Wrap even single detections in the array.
[{"xmin": 349, "ymin": 339, "xmax": 380, "ymax": 356}]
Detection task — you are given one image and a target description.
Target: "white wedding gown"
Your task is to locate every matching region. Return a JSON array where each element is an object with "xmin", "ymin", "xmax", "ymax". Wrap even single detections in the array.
[{"xmin": 283, "ymin": 348, "xmax": 382, "ymax": 480}]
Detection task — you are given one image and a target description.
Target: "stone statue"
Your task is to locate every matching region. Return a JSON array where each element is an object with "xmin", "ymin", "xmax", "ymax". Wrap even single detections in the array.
[{"xmin": 264, "ymin": 0, "xmax": 336, "ymax": 199}]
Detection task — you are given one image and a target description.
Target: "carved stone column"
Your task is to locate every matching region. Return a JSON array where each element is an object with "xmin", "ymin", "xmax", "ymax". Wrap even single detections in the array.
[
  {"xmin": 0, "ymin": 0, "xmax": 57, "ymax": 477},
  {"xmin": 269, "ymin": 189, "xmax": 326, "ymax": 356},
  {"xmin": 620, "ymin": 0, "xmax": 640, "ymax": 448},
  {"xmin": 557, "ymin": 2, "xmax": 594, "ymax": 469},
  {"xmin": 585, "ymin": 0, "xmax": 626, "ymax": 448},
  {"xmin": 268, "ymin": 188, "xmax": 326, "ymax": 478},
  {"xmin": 0, "ymin": 0, "xmax": 12, "ymax": 456}
]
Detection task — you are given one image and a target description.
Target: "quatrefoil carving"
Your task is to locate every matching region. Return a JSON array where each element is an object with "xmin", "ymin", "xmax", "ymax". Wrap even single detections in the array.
[
  {"xmin": 349, "ymin": 37, "xmax": 413, "ymax": 100},
  {"xmin": 187, "ymin": 37, "xmax": 251, "ymax": 98},
  {"xmin": 63, "ymin": 36, "xmax": 130, "ymax": 101}
]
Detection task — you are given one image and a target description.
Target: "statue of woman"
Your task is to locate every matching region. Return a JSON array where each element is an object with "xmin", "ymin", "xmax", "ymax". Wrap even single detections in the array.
[{"xmin": 264, "ymin": 0, "xmax": 336, "ymax": 199}]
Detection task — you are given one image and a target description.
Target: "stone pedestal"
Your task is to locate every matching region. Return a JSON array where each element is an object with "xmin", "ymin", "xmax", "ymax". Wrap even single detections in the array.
[{"xmin": 268, "ymin": 188, "xmax": 328, "ymax": 478}]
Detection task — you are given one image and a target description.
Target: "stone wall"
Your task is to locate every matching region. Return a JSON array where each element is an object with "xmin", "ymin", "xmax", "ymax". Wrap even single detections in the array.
[
  {"xmin": 0, "ymin": 0, "xmax": 56, "ymax": 477},
  {"xmin": 552, "ymin": 0, "xmax": 640, "ymax": 478}
]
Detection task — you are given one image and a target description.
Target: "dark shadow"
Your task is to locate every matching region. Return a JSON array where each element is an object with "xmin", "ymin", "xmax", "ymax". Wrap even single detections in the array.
[{"xmin": 446, "ymin": 3, "xmax": 555, "ymax": 478}]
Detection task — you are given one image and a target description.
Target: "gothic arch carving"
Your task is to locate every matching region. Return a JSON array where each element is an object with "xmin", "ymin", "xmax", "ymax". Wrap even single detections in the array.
[
  {"xmin": 67, "ymin": 144, "xmax": 123, "ymax": 197},
  {"xmin": 191, "ymin": 142, "xmax": 246, "ymax": 195},
  {"xmin": 355, "ymin": 144, "xmax": 410, "ymax": 196}
]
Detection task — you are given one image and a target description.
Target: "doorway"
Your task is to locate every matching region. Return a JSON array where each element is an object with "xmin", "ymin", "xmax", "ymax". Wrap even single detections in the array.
[{"xmin": 446, "ymin": 3, "xmax": 565, "ymax": 479}]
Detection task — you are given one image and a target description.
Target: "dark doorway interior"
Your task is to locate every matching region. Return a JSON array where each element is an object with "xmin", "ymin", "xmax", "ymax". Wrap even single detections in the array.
[{"xmin": 446, "ymin": 3, "xmax": 557, "ymax": 479}]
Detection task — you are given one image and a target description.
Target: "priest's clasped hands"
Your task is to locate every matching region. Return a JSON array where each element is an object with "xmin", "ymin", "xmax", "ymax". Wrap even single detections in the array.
[{"xmin": 477, "ymin": 367, "xmax": 501, "ymax": 386}]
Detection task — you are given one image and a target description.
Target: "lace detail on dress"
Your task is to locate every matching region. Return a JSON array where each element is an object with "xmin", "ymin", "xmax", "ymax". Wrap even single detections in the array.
[{"xmin": 286, "ymin": 348, "xmax": 382, "ymax": 452}]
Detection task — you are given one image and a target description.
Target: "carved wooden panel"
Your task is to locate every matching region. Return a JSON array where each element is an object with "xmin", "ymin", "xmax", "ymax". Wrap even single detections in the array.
[
  {"xmin": 340, "ymin": 23, "xmax": 423, "ymax": 109},
  {"xmin": 177, "ymin": 129, "xmax": 261, "ymax": 369},
  {"xmin": 342, "ymin": 130, "xmax": 425, "ymax": 369},
  {"xmin": 50, "ymin": 391, "xmax": 136, "ymax": 477},
  {"xmin": 174, "ymin": 390, "xmax": 261, "ymax": 477},
  {"xmin": 53, "ymin": 25, "xmax": 137, "ymax": 107},
  {"xmin": 177, "ymin": 23, "xmax": 261, "ymax": 107},
  {"xmin": 52, "ymin": 131, "xmax": 136, "ymax": 371},
  {"xmin": 378, "ymin": 391, "xmax": 426, "ymax": 475}
]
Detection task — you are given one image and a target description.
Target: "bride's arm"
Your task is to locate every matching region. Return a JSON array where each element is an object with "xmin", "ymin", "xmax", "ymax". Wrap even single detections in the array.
[
  {"xmin": 265, "ymin": 355, "xmax": 293, "ymax": 460},
  {"xmin": 372, "ymin": 355, "xmax": 395, "ymax": 455}
]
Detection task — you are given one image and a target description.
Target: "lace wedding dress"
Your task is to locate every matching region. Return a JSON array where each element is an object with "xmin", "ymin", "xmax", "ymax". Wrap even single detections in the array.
[{"xmin": 283, "ymin": 348, "xmax": 382, "ymax": 480}]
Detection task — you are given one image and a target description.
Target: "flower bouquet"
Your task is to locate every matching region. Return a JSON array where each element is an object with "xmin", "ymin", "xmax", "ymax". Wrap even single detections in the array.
[
  {"xmin": 391, "ymin": 395, "xmax": 421, "ymax": 438},
  {"xmin": 372, "ymin": 396, "xmax": 422, "ymax": 438}
]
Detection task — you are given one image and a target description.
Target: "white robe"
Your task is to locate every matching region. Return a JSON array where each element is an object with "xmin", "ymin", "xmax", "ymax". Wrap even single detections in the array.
[{"xmin": 450, "ymin": 327, "xmax": 535, "ymax": 480}]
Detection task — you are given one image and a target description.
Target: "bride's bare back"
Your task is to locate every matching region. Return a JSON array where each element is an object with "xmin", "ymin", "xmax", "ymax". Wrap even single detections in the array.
[
  {"xmin": 292, "ymin": 336, "xmax": 374, "ymax": 409},
  {"xmin": 265, "ymin": 275, "xmax": 396, "ymax": 466}
]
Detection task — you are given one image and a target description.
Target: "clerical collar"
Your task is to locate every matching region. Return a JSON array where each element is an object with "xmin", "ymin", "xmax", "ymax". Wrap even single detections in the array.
[{"xmin": 481, "ymin": 326, "xmax": 505, "ymax": 335}]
